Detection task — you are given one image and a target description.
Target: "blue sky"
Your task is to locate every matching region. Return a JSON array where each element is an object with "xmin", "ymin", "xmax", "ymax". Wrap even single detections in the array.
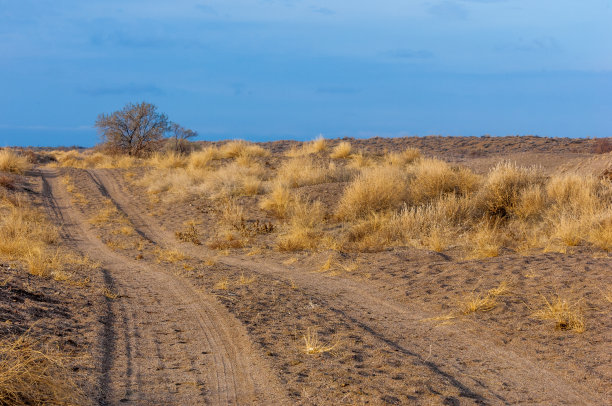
[{"xmin": 1, "ymin": 0, "xmax": 611, "ymax": 146}]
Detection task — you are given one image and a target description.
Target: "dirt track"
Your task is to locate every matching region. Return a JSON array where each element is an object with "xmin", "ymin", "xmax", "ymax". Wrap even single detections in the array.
[
  {"xmin": 40, "ymin": 168, "xmax": 287, "ymax": 405},
  {"xmin": 33, "ymin": 165, "xmax": 608, "ymax": 405}
]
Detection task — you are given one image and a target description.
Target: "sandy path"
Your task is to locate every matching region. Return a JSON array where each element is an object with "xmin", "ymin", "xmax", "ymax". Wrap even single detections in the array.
[
  {"xmin": 92, "ymin": 167, "xmax": 609, "ymax": 405},
  {"xmin": 40, "ymin": 168, "xmax": 286, "ymax": 405}
]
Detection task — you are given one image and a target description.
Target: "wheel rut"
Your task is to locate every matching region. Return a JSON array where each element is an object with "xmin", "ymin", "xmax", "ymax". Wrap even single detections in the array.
[
  {"xmin": 92, "ymin": 167, "xmax": 607, "ymax": 405},
  {"xmin": 40, "ymin": 168, "xmax": 286, "ymax": 405}
]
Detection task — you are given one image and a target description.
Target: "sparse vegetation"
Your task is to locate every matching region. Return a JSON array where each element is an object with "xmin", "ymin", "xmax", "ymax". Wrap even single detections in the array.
[
  {"xmin": 534, "ymin": 295, "xmax": 585, "ymax": 333},
  {"xmin": 0, "ymin": 333, "xmax": 85, "ymax": 405},
  {"xmin": 0, "ymin": 149, "xmax": 31, "ymax": 174}
]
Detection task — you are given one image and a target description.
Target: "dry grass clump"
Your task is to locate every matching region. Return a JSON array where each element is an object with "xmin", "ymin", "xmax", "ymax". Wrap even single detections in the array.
[
  {"xmin": 329, "ymin": 141, "xmax": 352, "ymax": 159},
  {"xmin": 0, "ymin": 149, "xmax": 31, "ymax": 174},
  {"xmin": 188, "ymin": 146, "xmax": 219, "ymax": 170},
  {"xmin": 149, "ymin": 151, "xmax": 188, "ymax": 169},
  {"xmin": 385, "ymin": 148, "xmax": 422, "ymax": 166},
  {"xmin": 200, "ymin": 162, "xmax": 266, "ymax": 198},
  {"xmin": 303, "ymin": 328, "xmax": 338, "ymax": 355},
  {"xmin": 219, "ymin": 140, "xmax": 269, "ymax": 159},
  {"xmin": 408, "ymin": 159, "xmax": 479, "ymax": 205},
  {"xmin": 277, "ymin": 199, "xmax": 325, "ymax": 251},
  {"xmin": 286, "ymin": 136, "xmax": 328, "ymax": 157},
  {"xmin": 460, "ymin": 282, "xmax": 510, "ymax": 314},
  {"xmin": 336, "ymin": 165, "xmax": 409, "ymax": 220},
  {"xmin": 275, "ymin": 156, "xmax": 339, "ymax": 188},
  {"xmin": 476, "ymin": 162, "xmax": 544, "ymax": 219},
  {"xmin": 260, "ymin": 183, "xmax": 293, "ymax": 218},
  {"xmin": 51, "ymin": 150, "xmax": 139, "ymax": 169},
  {"xmin": 589, "ymin": 214, "xmax": 612, "ymax": 251},
  {"xmin": 0, "ymin": 334, "xmax": 85, "ymax": 406},
  {"xmin": 534, "ymin": 295, "xmax": 585, "ymax": 333}
]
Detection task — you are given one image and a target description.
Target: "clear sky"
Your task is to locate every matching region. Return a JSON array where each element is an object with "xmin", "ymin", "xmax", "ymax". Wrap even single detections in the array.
[{"xmin": 1, "ymin": 0, "xmax": 611, "ymax": 146}]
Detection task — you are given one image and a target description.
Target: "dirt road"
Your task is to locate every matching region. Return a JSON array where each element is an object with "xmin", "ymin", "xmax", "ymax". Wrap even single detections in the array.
[
  {"xmin": 40, "ymin": 168, "xmax": 286, "ymax": 405},
  {"xmin": 80, "ymin": 167, "xmax": 607, "ymax": 405}
]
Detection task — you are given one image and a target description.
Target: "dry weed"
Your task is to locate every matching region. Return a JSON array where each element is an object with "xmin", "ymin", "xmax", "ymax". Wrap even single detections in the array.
[
  {"xmin": 329, "ymin": 141, "xmax": 352, "ymax": 159},
  {"xmin": 0, "ymin": 149, "xmax": 31, "ymax": 174},
  {"xmin": 0, "ymin": 333, "xmax": 85, "ymax": 405},
  {"xmin": 534, "ymin": 295, "xmax": 585, "ymax": 333},
  {"xmin": 303, "ymin": 328, "xmax": 338, "ymax": 355}
]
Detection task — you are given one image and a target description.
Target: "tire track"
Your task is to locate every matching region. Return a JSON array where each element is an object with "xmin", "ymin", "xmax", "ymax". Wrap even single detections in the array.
[
  {"xmin": 94, "ymin": 167, "xmax": 607, "ymax": 405},
  {"xmin": 41, "ymin": 168, "xmax": 285, "ymax": 405}
]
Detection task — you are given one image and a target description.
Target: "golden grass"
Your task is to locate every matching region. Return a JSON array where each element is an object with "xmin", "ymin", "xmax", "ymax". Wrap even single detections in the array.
[
  {"xmin": 286, "ymin": 136, "xmax": 328, "ymax": 157},
  {"xmin": 303, "ymin": 328, "xmax": 337, "ymax": 355},
  {"xmin": 534, "ymin": 295, "xmax": 585, "ymax": 333},
  {"xmin": 460, "ymin": 282, "xmax": 509, "ymax": 314},
  {"xmin": 408, "ymin": 159, "xmax": 479, "ymax": 205},
  {"xmin": 188, "ymin": 147, "xmax": 219, "ymax": 170},
  {"xmin": 154, "ymin": 248, "xmax": 187, "ymax": 263},
  {"xmin": 219, "ymin": 140, "xmax": 269, "ymax": 159},
  {"xmin": 336, "ymin": 165, "xmax": 408, "ymax": 220},
  {"xmin": 0, "ymin": 149, "xmax": 31, "ymax": 174},
  {"xmin": 0, "ymin": 333, "xmax": 85, "ymax": 405},
  {"xmin": 149, "ymin": 151, "xmax": 188, "ymax": 169},
  {"xmin": 0, "ymin": 193, "xmax": 95, "ymax": 280},
  {"xmin": 275, "ymin": 156, "xmax": 335, "ymax": 187},
  {"xmin": 385, "ymin": 148, "xmax": 422, "ymax": 166},
  {"xmin": 329, "ymin": 141, "xmax": 352, "ymax": 159},
  {"xmin": 51, "ymin": 150, "xmax": 139, "ymax": 169},
  {"xmin": 259, "ymin": 183, "xmax": 293, "ymax": 218}
]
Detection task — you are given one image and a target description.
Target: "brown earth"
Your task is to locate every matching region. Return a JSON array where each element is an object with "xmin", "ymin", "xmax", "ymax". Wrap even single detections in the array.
[{"xmin": 2, "ymin": 136, "xmax": 611, "ymax": 405}]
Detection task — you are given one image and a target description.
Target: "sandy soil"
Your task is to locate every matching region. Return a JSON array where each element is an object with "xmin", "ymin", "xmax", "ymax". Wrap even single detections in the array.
[{"xmin": 2, "ymin": 136, "xmax": 610, "ymax": 405}]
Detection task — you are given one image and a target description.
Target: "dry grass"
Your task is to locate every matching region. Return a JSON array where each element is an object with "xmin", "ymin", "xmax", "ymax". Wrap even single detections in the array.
[
  {"xmin": 188, "ymin": 147, "xmax": 219, "ymax": 170},
  {"xmin": 259, "ymin": 183, "xmax": 293, "ymax": 218},
  {"xmin": 51, "ymin": 150, "xmax": 139, "ymax": 169},
  {"xmin": 534, "ymin": 295, "xmax": 585, "ymax": 333},
  {"xmin": 385, "ymin": 148, "xmax": 422, "ymax": 166},
  {"xmin": 302, "ymin": 328, "xmax": 338, "ymax": 355},
  {"xmin": 408, "ymin": 159, "xmax": 479, "ymax": 205},
  {"xmin": 329, "ymin": 141, "xmax": 352, "ymax": 159},
  {"xmin": 0, "ymin": 191, "xmax": 96, "ymax": 280},
  {"xmin": 0, "ymin": 333, "xmax": 85, "ymax": 405},
  {"xmin": 154, "ymin": 248, "xmax": 187, "ymax": 263},
  {"xmin": 286, "ymin": 136, "xmax": 328, "ymax": 157},
  {"xmin": 336, "ymin": 165, "xmax": 409, "ymax": 220},
  {"xmin": 460, "ymin": 282, "xmax": 510, "ymax": 314},
  {"xmin": 219, "ymin": 140, "xmax": 269, "ymax": 159},
  {"xmin": 0, "ymin": 149, "xmax": 31, "ymax": 174},
  {"xmin": 275, "ymin": 156, "xmax": 336, "ymax": 188}
]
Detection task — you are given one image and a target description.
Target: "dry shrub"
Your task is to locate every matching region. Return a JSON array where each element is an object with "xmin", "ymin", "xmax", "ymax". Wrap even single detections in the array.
[
  {"xmin": 188, "ymin": 147, "xmax": 219, "ymax": 170},
  {"xmin": 589, "ymin": 213, "xmax": 612, "ymax": 250},
  {"xmin": 149, "ymin": 151, "xmax": 188, "ymax": 169},
  {"xmin": 534, "ymin": 295, "xmax": 585, "ymax": 333},
  {"xmin": 286, "ymin": 136, "xmax": 328, "ymax": 157},
  {"xmin": 260, "ymin": 183, "xmax": 293, "ymax": 218},
  {"xmin": 0, "ymin": 334, "xmax": 85, "ymax": 405},
  {"xmin": 592, "ymin": 138, "xmax": 612, "ymax": 154},
  {"xmin": 219, "ymin": 140, "xmax": 268, "ymax": 159},
  {"xmin": 303, "ymin": 328, "xmax": 337, "ymax": 355},
  {"xmin": 385, "ymin": 148, "xmax": 422, "ymax": 166},
  {"xmin": 347, "ymin": 152, "xmax": 374, "ymax": 169},
  {"xmin": 467, "ymin": 221, "xmax": 503, "ymax": 258},
  {"xmin": 514, "ymin": 184, "xmax": 547, "ymax": 220},
  {"xmin": 0, "ymin": 175, "xmax": 15, "ymax": 190},
  {"xmin": 336, "ymin": 165, "xmax": 409, "ymax": 220},
  {"xmin": 330, "ymin": 141, "xmax": 352, "ymax": 159},
  {"xmin": 277, "ymin": 199, "xmax": 325, "ymax": 251},
  {"xmin": 0, "ymin": 149, "xmax": 31, "ymax": 174},
  {"xmin": 201, "ymin": 162, "xmax": 266, "ymax": 198},
  {"xmin": 546, "ymin": 174, "xmax": 597, "ymax": 214},
  {"xmin": 460, "ymin": 282, "xmax": 509, "ymax": 314},
  {"xmin": 408, "ymin": 159, "xmax": 479, "ymax": 205},
  {"xmin": 476, "ymin": 162, "xmax": 543, "ymax": 219},
  {"xmin": 276, "ymin": 156, "xmax": 335, "ymax": 187}
]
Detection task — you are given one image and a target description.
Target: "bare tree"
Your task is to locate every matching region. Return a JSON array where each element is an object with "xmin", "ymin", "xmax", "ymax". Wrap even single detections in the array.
[
  {"xmin": 95, "ymin": 102, "xmax": 169, "ymax": 157},
  {"xmin": 168, "ymin": 122, "xmax": 198, "ymax": 154}
]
